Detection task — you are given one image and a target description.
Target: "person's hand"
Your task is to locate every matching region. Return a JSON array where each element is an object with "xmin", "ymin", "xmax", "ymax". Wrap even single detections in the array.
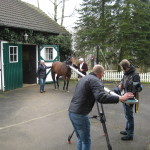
[{"xmin": 119, "ymin": 92, "xmax": 134, "ymax": 102}]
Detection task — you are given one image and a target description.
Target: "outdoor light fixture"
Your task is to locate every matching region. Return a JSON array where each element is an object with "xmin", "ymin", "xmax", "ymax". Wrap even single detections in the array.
[{"xmin": 24, "ymin": 32, "xmax": 28, "ymax": 42}]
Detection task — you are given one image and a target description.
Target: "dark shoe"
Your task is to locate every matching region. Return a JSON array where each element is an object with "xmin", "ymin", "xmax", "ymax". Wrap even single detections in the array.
[
  {"xmin": 120, "ymin": 131, "xmax": 127, "ymax": 135},
  {"xmin": 121, "ymin": 136, "xmax": 133, "ymax": 141},
  {"xmin": 40, "ymin": 91, "xmax": 43, "ymax": 93}
]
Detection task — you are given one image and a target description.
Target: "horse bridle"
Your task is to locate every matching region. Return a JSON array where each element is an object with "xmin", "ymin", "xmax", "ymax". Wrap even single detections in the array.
[{"xmin": 65, "ymin": 57, "xmax": 72, "ymax": 66}]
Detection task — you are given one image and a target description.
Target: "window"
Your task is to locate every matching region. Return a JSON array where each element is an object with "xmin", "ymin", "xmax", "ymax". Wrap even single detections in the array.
[
  {"xmin": 45, "ymin": 47, "xmax": 53, "ymax": 60},
  {"xmin": 9, "ymin": 46, "xmax": 18, "ymax": 63}
]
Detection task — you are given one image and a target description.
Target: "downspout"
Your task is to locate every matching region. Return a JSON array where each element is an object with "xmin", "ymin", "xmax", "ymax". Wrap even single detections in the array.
[
  {"xmin": 1, "ymin": 41, "xmax": 6, "ymax": 92},
  {"xmin": 36, "ymin": 45, "xmax": 39, "ymax": 84}
]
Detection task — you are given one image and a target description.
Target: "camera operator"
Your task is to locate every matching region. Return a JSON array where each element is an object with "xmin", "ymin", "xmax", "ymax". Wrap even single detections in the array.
[
  {"xmin": 68, "ymin": 64, "xmax": 134, "ymax": 150},
  {"xmin": 117, "ymin": 59, "xmax": 141, "ymax": 141}
]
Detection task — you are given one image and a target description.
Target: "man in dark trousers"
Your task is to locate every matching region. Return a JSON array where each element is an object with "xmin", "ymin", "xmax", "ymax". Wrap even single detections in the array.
[
  {"xmin": 117, "ymin": 59, "xmax": 141, "ymax": 141},
  {"xmin": 68, "ymin": 64, "xmax": 134, "ymax": 150},
  {"xmin": 37, "ymin": 60, "xmax": 51, "ymax": 93}
]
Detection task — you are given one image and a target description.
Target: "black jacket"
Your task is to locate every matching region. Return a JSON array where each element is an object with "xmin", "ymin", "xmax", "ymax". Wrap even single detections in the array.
[
  {"xmin": 37, "ymin": 64, "xmax": 51, "ymax": 78},
  {"xmin": 73, "ymin": 63, "xmax": 88, "ymax": 77},
  {"xmin": 121, "ymin": 66, "xmax": 141, "ymax": 95},
  {"xmin": 68, "ymin": 72, "xmax": 119, "ymax": 115}
]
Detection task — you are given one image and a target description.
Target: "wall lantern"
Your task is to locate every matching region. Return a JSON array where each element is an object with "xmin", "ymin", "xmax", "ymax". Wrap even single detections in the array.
[{"xmin": 24, "ymin": 33, "xmax": 28, "ymax": 42}]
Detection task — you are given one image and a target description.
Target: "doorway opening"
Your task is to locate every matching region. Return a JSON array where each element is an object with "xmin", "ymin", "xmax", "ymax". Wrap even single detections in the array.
[{"xmin": 22, "ymin": 45, "xmax": 37, "ymax": 84}]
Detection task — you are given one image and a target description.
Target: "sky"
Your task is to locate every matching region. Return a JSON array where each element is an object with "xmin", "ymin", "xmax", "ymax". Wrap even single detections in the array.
[{"xmin": 21, "ymin": 0, "xmax": 82, "ymax": 33}]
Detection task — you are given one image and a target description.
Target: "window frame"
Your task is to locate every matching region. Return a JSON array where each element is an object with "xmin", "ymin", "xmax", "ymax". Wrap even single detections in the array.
[
  {"xmin": 9, "ymin": 46, "xmax": 18, "ymax": 63},
  {"xmin": 45, "ymin": 47, "xmax": 53, "ymax": 61}
]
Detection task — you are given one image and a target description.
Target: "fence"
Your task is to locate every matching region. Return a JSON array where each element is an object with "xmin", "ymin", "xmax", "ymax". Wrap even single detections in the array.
[{"xmin": 71, "ymin": 70, "xmax": 150, "ymax": 83}]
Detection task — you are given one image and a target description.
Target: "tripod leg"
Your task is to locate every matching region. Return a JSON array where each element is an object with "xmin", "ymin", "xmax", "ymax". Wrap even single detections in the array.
[
  {"xmin": 95, "ymin": 101, "xmax": 112, "ymax": 150},
  {"xmin": 68, "ymin": 130, "xmax": 75, "ymax": 144}
]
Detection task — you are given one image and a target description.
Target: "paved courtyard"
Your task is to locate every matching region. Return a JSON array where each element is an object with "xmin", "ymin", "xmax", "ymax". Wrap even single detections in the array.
[{"xmin": 0, "ymin": 80, "xmax": 150, "ymax": 150}]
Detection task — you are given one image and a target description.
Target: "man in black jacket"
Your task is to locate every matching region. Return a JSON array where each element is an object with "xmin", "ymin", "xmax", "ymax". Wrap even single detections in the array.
[
  {"xmin": 117, "ymin": 59, "xmax": 141, "ymax": 141},
  {"xmin": 68, "ymin": 64, "xmax": 134, "ymax": 150},
  {"xmin": 37, "ymin": 60, "xmax": 51, "ymax": 93}
]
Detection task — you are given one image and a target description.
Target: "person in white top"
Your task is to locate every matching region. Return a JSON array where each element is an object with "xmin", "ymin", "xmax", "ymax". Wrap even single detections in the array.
[{"xmin": 73, "ymin": 58, "xmax": 88, "ymax": 80}]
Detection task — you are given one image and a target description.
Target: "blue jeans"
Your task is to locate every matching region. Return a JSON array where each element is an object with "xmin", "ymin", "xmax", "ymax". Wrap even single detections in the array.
[
  {"xmin": 39, "ymin": 78, "xmax": 46, "ymax": 91},
  {"xmin": 69, "ymin": 112, "xmax": 91, "ymax": 150},
  {"xmin": 123, "ymin": 103, "xmax": 134, "ymax": 138}
]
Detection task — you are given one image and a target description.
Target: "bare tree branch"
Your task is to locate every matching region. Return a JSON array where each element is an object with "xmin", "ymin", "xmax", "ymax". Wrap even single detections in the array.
[
  {"xmin": 48, "ymin": 0, "xmax": 54, "ymax": 5},
  {"xmin": 48, "ymin": 0, "xmax": 78, "ymax": 26},
  {"xmin": 61, "ymin": 0, "xmax": 65, "ymax": 26}
]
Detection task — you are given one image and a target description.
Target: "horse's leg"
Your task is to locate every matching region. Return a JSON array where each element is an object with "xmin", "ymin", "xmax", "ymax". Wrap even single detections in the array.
[
  {"xmin": 66, "ymin": 77, "xmax": 70, "ymax": 91},
  {"xmin": 52, "ymin": 71, "xmax": 56, "ymax": 89},
  {"xmin": 62, "ymin": 76, "xmax": 66, "ymax": 90},
  {"xmin": 56, "ymin": 75, "xmax": 59, "ymax": 89}
]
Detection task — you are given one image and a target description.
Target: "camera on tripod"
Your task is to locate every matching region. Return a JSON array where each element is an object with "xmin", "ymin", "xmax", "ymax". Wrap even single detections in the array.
[{"xmin": 127, "ymin": 81, "xmax": 142, "ymax": 94}]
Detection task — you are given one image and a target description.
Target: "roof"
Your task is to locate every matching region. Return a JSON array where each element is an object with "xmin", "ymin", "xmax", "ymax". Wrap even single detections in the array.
[{"xmin": 0, "ymin": 0, "xmax": 68, "ymax": 34}]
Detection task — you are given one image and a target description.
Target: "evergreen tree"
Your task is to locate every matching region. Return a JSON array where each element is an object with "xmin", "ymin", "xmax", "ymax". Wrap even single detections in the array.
[
  {"xmin": 75, "ymin": 0, "xmax": 115, "ymax": 67},
  {"xmin": 113, "ymin": 0, "xmax": 150, "ymax": 71},
  {"xmin": 74, "ymin": 0, "xmax": 150, "ymax": 71}
]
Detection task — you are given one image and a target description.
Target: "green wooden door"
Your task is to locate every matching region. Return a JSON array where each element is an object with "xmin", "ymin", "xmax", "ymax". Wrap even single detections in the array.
[{"xmin": 3, "ymin": 43, "xmax": 23, "ymax": 91}]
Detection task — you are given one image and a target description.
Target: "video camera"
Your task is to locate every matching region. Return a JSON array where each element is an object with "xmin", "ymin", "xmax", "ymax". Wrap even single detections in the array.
[
  {"xmin": 125, "ymin": 81, "xmax": 143, "ymax": 104},
  {"xmin": 128, "ymin": 81, "xmax": 142, "ymax": 94}
]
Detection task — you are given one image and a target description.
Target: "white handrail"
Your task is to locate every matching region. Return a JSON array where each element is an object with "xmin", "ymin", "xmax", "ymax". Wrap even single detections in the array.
[{"xmin": 69, "ymin": 66, "xmax": 119, "ymax": 97}]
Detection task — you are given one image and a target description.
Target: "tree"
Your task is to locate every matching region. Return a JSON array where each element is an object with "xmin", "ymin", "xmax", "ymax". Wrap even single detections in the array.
[
  {"xmin": 60, "ymin": 0, "xmax": 65, "ymax": 26},
  {"xmin": 74, "ymin": 0, "xmax": 150, "ymax": 71},
  {"xmin": 131, "ymin": 0, "xmax": 150, "ymax": 71},
  {"xmin": 48, "ymin": 0, "xmax": 77, "ymax": 27},
  {"xmin": 74, "ymin": 0, "xmax": 117, "ymax": 68},
  {"xmin": 113, "ymin": 0, "xmax": 150, "ymax": 71},
  {"xmin": 54, "ymin": 0, "xmax": 58, "ymax": 22}
]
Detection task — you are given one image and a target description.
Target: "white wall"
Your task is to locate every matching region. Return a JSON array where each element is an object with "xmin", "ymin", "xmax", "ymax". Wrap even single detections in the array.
[
  {"xmin": 45, "ymin": 62, "xmax": 53, "ymax": 82},
  {"xmin": 0, "ymin": 65, "xmax": 1, "ymax": 90},
  {"xmin": 40, "ymin": 46, "xmax": 59, "ymax": 82},
  {"xmin": 0, "ymin": 42, "xmax": 1, "ymax": 90}
]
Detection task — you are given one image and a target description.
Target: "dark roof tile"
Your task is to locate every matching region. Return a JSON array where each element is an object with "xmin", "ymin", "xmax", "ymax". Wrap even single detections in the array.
[{"xmin": 0, "ymin": 0, "xmax": 68, "ymax": 34}]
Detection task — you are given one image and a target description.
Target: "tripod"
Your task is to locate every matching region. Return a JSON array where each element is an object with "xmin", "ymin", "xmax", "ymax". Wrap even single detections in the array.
[
  {"xmin": 95, "ymin": 100, "xmax": 112, "ymax": 150},
  {"xmin": 68, "ymin": 100, "xmax": 112, "ymax": 150}
]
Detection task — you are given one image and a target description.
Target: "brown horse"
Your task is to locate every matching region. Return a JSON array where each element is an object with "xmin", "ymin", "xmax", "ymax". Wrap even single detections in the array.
[{"xmin": 51, "ymin": 58, "xmax": 72, "ymax": 91}]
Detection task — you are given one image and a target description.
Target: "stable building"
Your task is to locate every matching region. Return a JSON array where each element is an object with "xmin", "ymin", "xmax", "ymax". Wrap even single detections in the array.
[{"xmin": 0, "ymin": 0, "xmax": 69, "ymax": 91}]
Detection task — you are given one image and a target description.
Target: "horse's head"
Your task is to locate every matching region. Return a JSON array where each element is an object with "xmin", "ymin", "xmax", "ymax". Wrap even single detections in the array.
[{"xmin": 65, "ymin": 56, "xmax": 73, "ymax": 66}]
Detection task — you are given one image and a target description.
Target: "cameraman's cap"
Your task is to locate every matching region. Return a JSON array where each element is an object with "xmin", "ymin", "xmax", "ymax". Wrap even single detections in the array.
[{"xmin": 79, "ymin": 58, "xmax": 84, "ymax": 61}]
